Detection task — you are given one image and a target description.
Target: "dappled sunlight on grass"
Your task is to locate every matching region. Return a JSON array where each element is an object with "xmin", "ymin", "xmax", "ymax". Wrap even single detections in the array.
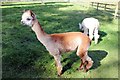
[
  {"xmin": 1, "ymin": 1, "xmax": 41, "ymax": 8},
  {"xmin": 59, "ymin": 3, "xmax": 89, "ymax": 11}
]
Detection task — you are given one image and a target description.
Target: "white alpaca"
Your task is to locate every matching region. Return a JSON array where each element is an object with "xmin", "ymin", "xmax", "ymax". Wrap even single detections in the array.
[{"xmin": 79, "ymin": 17, "xmax": 100, "ymax": 44}]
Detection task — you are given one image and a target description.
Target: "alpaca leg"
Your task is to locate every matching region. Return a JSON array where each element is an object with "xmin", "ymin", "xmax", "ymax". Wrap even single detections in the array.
[
  {"xmin": 81, "ymin": 52, "xmax": 93, "ymax": 72},
  {"xmin": 76, "ymin": 46, "xmax": 93, "ymax": 72},
  {"xmin": 78, "ymin": 59, "xmax": 84, "ymax": 70},
  {"xmin": 53, "ymin": 54, "xmax": 62, "ymax": 76},
  {"xmin": 84, "ymin": 55, "xmax": 93, "ymax": 72},
  {"xmin": 76, "ymin": 46, "xmax": 87, "ymax": 71},
  {"xmin": 84, "ymin": 27, "xmax": 88, "ymax": 35},
  {"xmin": 94, "ymin": 28, "xmax": 99, "ymax": 44},
  {"xmin": 89, "ymin": 29, "xmax": 94, "ymax": 40}
]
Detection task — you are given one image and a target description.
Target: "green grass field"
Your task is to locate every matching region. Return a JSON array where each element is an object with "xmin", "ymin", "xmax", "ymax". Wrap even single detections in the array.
[{"xmin": 1, "ymin": 2, "xmax": 118, "ymax": 78}]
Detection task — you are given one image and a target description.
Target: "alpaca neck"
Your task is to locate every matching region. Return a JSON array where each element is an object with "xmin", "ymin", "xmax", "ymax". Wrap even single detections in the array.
[{"xmin": 31, "ymin": 19, "xmax": 50, "ymax": 44}]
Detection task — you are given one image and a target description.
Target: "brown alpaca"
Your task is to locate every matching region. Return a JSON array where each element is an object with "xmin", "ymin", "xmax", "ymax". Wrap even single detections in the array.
[{"xmin": 21, "ymin": 10, "xmax": 93, "ymax": 76}]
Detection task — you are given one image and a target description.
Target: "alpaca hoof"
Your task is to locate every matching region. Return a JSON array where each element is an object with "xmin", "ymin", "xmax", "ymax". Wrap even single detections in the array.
[
  {"xmin": 84, "ymin": 69, "xmax": 88, "ymax": 72},
  {"xmin": 57, "ymin": 67, "xmax": 62, "ymax": 76},
  {"xmin": 77, "ymin": 67, "xmax": 84, "ymax": 71},
  {"xmin": 95, "ymin": 41, "xmax": 98, "ymax": 44},
  {"xmin": 57, "ymin": 71, "xmax": 62, "ymax": 77},
  {"xmin": 57, "ymin": 74, "xmax": 61, "ymax": 77}
]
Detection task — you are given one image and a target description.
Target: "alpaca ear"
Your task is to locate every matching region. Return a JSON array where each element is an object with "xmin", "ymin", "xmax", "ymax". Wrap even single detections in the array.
[
  {"xmin": 20, "ymin": 9, "xmax": 26, "ymax": 13},
  {"xmin": 30, "ymin": 10, "xmax": 36, "ymax": 20},
  {"xmin": 21, "ymin": 9, "xmax": 26, "ymax": 13},
  {"xmin": 79, "ymin": 23, "xmax": 82, "ymax": 29},
  {"xmin": 23, "ymin": 9, "xmax": 26, "ymax": 12}
]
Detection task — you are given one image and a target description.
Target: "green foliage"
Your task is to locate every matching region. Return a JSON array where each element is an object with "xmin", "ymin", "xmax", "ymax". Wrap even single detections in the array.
[{"xmin": 1, "ymin": 2, "xmax": 118, "ymax": 78}]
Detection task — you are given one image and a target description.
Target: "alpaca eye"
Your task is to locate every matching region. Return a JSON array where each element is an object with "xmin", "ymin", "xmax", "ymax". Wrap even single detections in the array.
[{"xmin": 27, "ymin": 18, "xmax": 31, "ymax": 21}]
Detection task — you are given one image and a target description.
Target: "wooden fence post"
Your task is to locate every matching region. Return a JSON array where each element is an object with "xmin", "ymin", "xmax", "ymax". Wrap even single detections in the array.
[
  {"xmin": 91, "ymin": 2, "xmax": 94, "ymax": 6},
  {"xmin": 114, "ymin": 3, "xmax": 118, "ymax": 19},
  {"xmin": 41, "ymin": 0, "xmax": 45, "ymax": 4},
  {"xmin": 104, "ymin": 4, "xmax": 107, "ymax": 10},
  {"xmin": 97, "ymin": 3, "xmax": 99, "ymax": 10}
]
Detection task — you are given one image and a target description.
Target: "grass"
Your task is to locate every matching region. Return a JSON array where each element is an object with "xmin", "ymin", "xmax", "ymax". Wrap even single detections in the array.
[{"xmin": 1, "ymin": 1, "xmax": 118, "ymax": 78}]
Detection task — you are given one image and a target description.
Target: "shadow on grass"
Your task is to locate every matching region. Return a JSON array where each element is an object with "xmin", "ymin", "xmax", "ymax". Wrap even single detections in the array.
[
  {"xmin": 2, "ymin": 2, "xmax": 41, "ymax": 6},
  {"xmin": 62, "ymin": 50, "xmax": 108, "ymax": 74},
  {"xmin": 2, "ymin": 2, "xmax": 67, "ymax": 6},
  {"xmin": 85, "ymin": 30, "xmax": 107, "ymax": 44},
  {"xmin": 97, "ymin": 30, "xmax": 107, "ymax": 43},
  {"xmin": 88, "ymin": 50, "xmax": 108, "ymax": 70},
  {"xmin": 2, "ymin": 2, "xmax": 112, "ymax": 77},
  {"xmin": 62, "ymin": 51, "xmax": 79, "ymax": 74}
]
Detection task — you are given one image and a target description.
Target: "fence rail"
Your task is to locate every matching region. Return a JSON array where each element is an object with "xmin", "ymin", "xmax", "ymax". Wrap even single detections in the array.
[{"xmin": 91, "ymin": 2, "xmax": 119, "ymax": 19}]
